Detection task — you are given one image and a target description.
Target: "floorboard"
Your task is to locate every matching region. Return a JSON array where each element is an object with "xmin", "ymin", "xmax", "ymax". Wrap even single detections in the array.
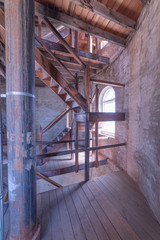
[
  {"xmin": 36, "ymin": 171, "xmax": 160, "ymax": 240},
  {"xmin": 4, "ymin": 171, "xmax": 160, "ymax": 240}
]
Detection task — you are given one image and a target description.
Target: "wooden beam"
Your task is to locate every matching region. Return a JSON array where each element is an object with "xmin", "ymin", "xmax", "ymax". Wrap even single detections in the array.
[
  {"xmin": 89, "ymin": 112, "xmax": 125, "ymax": 122},
  {"xmin": 90, "ymin": 79, "xmax": 125, "ymax": 87},
  {"xmin": 43, "ymin": 27, "xmax": 70, "ymax": 42},
  {"xmin": 35, "ymin": 2, "xmax": 126, "ymax": 46},
  {"xmin": 48, "ymin": 60, "xmax": 103, "ymax": 71},
  {"xmin": 85, "ymin": 64, "xmax": 90, "ymax": 110},
  {"xmin": 139, "ymin": 0, "xmax": 149, "ymax": 4},
  {"xmin": 36, "ymin": 172, "xmax": 62, "ymax": 188},
  {"xmin": 36, "ymin": 39, "xmax": 110, "ymax": 64},
  {"xmin": 37, "ymin": 142, "xmax": 126, "ymax": 159},
  {"xmin": 69, "ymin": 0, "xmax": 136, "ymax": 30},
  {"xmin": 42, "ymin": 17, "xmax": 85, "ymax": 67}
]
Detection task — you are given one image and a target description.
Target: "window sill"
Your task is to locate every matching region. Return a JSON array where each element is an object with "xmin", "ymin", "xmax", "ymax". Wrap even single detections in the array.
[{"xmin": 100, "ymin": 130, "xmax": 115, "ymax": 139}]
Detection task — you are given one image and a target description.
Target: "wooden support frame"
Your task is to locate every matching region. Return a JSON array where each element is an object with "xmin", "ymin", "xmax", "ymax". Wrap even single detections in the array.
[
  {"xmin": 75, "ymin": 120, "xmax": 79, "ymax": 172},
  {"xmin": 89, "ymin": 112, "xmax": 125, "ymax": 122},
  {"xmin": 35, "ymin": 39, "xmax": 110, "ymax": 65},
  {"xmin": 35, "ymin": 2, "xmax": 126, "ymax": 46},
  {"xmin": 75, "ymin": 112, "xmax": 125, "ymax": 122},
  {"xmin": 35, "ymin": 47, "xmax": 87, "ymax": 111},
  {"xmin": 35, "ymin": 34, "xmax": 76, "ymax": 81},
  {"xmin": 42, "ymin": 17, "xmax": 85, "ymax": 68}
]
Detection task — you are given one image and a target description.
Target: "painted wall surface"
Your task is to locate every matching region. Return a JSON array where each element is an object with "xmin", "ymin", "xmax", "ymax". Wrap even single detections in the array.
[{"xmin": 95, "ymin": 0, "xmax": 160, "ymax": 222}]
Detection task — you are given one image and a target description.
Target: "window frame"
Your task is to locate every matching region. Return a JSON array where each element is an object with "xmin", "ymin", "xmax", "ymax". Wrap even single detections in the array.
[{"xmin": 99, "ymin": 86, "xmax": 116, "ymax": 138}]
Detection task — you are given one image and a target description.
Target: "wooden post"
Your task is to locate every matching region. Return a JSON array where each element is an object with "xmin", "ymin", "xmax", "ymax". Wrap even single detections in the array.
[
  {"xmin": 85, "ymin": 112, "xmax": 90, "ymax": 181},
  {"xmin": 75, "ymin": 120, "xmax": 79, "ymax": 172},
  {"xmin": 75, "ymin": 31, "xmax": 79, "ymax": 54},
  {"xmin": 5, "ymin": 1, "xmax": 39, "ymax": 239},
  {"xmin": 75, "ymin": 74, "xmax": 79, "ymax": 92},
  {"xmin": 39, "ymin": 125, "xmax": 43, "ymax": 154},
  {"xmin": 66, "ymin": 106, "xmax": 70, "ymax": 151},
  {"xmin": 85, "ymin": 64, "xmax": 90, "ymax": 110},
  {"xmin": 95, "ymin": 85, "xmax": 99, "ymax": 167},
  {"xmin": 85, "ymin": 64, "xmax": 90, "ymax": 181},
  {"xmin": 71, "ymin": 110, "xmax": 74, "ymax": 160}
]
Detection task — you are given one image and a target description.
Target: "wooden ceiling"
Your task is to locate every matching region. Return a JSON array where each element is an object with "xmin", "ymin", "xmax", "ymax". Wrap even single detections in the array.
[
  {"xmin": 0, "ymin": 0, "xmax": 146, "ymax": 82},
  {"xmin": 36, "ymin": 0, "xmax": 144, "ymax": 40}
]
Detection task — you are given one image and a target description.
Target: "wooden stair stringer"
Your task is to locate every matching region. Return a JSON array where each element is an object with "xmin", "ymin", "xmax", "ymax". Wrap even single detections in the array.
[{"xmin": 35, "ymin": 47, "xmax": 87, "ymax": 112}]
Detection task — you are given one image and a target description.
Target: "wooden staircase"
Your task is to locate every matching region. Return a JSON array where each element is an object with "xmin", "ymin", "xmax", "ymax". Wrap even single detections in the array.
[
  {"xmin": 35, "ymin": 47, "xmax": 87, "ymax": 112},
  {"xmin": 43, "ymin": 127, "xmax": 71, "ymax": 154}
]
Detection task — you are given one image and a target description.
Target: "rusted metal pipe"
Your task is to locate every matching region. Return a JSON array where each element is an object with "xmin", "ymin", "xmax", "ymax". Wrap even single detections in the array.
[
  {"xmin": 5, "ymin": 1, "xmax": 39, "ymax": 239},
  {"xmin": 0, "ymin": 96, "xmax": 3, "ymax": 240}
]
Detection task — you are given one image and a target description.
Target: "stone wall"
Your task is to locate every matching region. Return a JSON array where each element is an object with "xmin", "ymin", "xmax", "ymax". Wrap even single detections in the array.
[{"xmin": 95, "ymin": 0, "xmax": 160, "ymax": 223}]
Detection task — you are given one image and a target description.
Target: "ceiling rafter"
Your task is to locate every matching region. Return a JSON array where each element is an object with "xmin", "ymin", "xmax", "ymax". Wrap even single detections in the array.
[
  {"xmin": 35, "ymin": 2, "xmax": 126, "ymax": 47},
  {"xmin": 69, "ymin": 0, "xmax": 136, "ymax": 31}
]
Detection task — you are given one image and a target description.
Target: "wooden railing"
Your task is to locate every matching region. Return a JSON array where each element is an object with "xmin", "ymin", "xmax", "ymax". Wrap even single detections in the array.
[{"xmin": 39, "ymin": 107, "xmax": 71, "ymax": 154}]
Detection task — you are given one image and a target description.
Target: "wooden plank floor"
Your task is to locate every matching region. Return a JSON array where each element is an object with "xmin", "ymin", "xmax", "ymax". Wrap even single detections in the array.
[{"xmin": 37, "ymin": 171, "xmax": 160, "ymax": 240}]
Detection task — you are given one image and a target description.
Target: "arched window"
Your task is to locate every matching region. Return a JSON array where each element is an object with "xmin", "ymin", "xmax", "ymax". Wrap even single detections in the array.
[{"xmin": 99, "ymin": 86, "xmax": 115, "ymax": 137}]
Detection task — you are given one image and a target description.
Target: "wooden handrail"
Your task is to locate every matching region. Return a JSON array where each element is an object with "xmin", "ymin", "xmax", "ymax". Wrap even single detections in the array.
[
  {"xmin": 38, "ymin": 142, "xmax": 126, "ymax": 159},
  {"xmin": 36, "ymin": 137, "xmax": 94, "ymax": 145},
  {"xmin": 41, "ymin": 108, "xmax": 71, "ymax": 134}
]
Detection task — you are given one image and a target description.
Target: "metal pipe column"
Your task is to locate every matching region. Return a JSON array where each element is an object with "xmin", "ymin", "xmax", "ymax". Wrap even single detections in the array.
[
  {"xmin": 5, "ymin": 1, "xmax": 39, "ymax": 239},
  {"xmin": 0, "ymin": 97, "xmax": 3, "ymax": 240}
]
